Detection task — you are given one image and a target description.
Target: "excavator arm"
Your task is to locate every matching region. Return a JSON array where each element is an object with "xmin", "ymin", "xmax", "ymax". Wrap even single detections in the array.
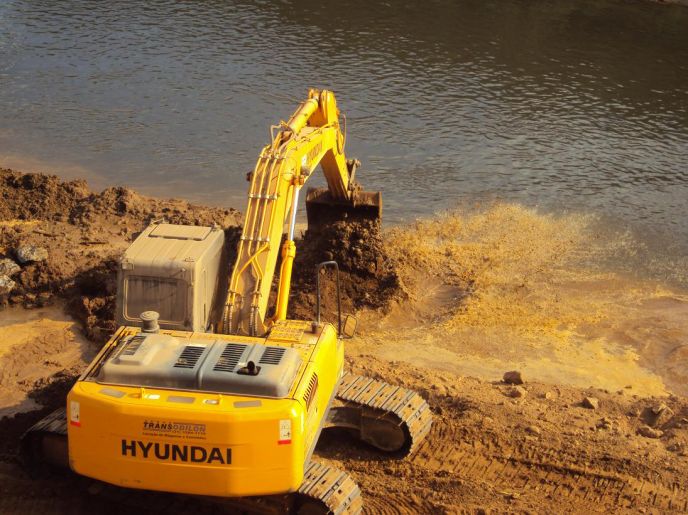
[{"xmin": 220, "ymin": 89, "xmax": 381, "ymax": 336}]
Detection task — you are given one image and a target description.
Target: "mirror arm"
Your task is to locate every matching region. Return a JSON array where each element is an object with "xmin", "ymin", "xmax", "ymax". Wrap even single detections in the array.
[{"xmin": 315, "ymin": 261, "xmax": 342, "ymax": 335}]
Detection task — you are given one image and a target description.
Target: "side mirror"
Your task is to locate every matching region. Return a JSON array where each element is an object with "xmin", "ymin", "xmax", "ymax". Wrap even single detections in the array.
[{"xmin": 341, "ymin": 314, "xmax": 358, "ymax": 339}]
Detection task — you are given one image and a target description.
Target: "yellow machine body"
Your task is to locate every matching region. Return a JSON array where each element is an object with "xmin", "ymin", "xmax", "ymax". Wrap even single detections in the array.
[
  {"xmin": 67, "ymin": 320, "xmax": 343, "ymax": 497},
  {"xmin": 58, "ymin": 90, "xmax": 382, "ymax": 507}
]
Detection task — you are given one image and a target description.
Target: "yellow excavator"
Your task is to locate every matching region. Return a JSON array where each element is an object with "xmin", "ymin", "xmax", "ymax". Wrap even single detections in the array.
[{"xmin": 22, "ymin": 89, "xmax": 432, "ymax": 513}]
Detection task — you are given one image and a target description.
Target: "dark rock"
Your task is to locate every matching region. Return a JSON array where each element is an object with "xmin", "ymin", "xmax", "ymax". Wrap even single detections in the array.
[
  {"xmin": 503, "ymin": 370, "xmax": 525, "ymax": 385},
  {"xmin": 508, "ymin": 386, "xmax": 527, "ymax": 398},
  {"xmin": 0, "ymin": 258, "xmax": 20, "ymax": 276},
  {"xmin": 642, "ymin": 402, "xmax": 675, "ymax": 428},
  {"xmin": 582, "ymin": 397, "xmax": 599, "ymax": 410}
]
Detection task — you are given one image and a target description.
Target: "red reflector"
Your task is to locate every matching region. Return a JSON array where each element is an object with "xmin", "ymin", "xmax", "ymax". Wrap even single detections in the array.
[
  {"xmin": 70, "ymin": 421, "xmax": 81, "ymax": 427},
  {"xmin": 277, "ymin": 439, "xmax": 291, "ymax": 445}
]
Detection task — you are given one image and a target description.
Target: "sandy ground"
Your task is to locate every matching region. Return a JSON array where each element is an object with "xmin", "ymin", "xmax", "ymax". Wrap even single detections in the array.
[
  {"xmin": 0, "ymin": 305, "xmax": 93, "ymax": 418},
  {"xmin": 1, "ymin": 169, "xmax": 687, "ymax": 513}
]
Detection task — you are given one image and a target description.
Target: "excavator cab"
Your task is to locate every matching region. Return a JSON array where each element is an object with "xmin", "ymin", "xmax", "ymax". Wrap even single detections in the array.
[{"xmin": 115, "ymin": 222, "xmax": 226, "ymax": 333}]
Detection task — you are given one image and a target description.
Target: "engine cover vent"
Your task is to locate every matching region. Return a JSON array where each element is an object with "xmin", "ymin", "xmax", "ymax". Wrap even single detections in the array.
[
  {"xmin": 121, "ymin": 335, "xmax": 146, "ymax": 356},
  {"xmin": 259, "ymin": 346, "xmax": 286, "ymax": 365},
  {"xmin": 174, "ymin": 345, "xmax": 205, "ymax": 369},
  {"xmin": 213, "ymin": 343, "xmax": 247, "ymax": 372},
  {"xmin": 304, "ymin": 373, "xmax": 318, "ymax": 410}
]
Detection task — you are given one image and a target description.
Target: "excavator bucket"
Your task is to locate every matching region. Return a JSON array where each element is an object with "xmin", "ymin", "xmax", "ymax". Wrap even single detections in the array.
[{"xmin": 305, "ymin": 187, "xmax": 382, "ymax": 232}]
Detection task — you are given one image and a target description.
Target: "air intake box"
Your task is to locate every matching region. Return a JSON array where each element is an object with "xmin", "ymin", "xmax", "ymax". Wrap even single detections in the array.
[{"xmin": 116, "ymin": 222, "xmax": 225, "ymax": 333}]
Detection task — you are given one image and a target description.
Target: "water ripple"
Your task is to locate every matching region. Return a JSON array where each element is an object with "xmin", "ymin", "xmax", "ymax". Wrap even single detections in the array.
[{"xmin": 0, "ymin": 0, "xmax": 686, "ymax": 251}]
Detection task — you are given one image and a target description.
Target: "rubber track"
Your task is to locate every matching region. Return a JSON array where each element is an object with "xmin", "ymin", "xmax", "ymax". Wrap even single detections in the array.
[
  {"xmin": 297, "ymin": 461, "xmax": 362, "ymax": 514},
  {"xmin": 335, "ymin": 373, "xmax": 432, "ymax": 456},
  {"xmin": 25, "ymin": 407, "xmax": 67, "ymax": 436},
  {"xmin": 21, "ymin": 407, "xmax": 68, "ymax": 469}
]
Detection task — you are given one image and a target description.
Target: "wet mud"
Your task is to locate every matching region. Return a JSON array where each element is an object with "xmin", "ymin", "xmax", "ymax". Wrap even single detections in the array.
[{"xmin": 289, "ymin": 218, "xmax": 403, "ymax": 322}]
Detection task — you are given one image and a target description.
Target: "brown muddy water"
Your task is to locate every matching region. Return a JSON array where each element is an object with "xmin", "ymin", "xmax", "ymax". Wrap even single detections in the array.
[
  {"xmin": 0, "ymin": 1, "xmax": 687, "ymax": 396},
  {"xmin": 354, "ymin": 205, "xmax": 688, "ymax": 397}
]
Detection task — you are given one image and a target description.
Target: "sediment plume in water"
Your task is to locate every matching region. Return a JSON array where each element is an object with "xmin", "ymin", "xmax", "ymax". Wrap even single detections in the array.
[{"xmin": 356, "ymin": 203, "xmax": 688, "ymax": 396}]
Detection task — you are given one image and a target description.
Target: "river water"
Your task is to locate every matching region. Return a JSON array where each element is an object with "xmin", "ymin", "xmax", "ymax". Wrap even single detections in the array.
[{"xmin": 1, "ymin": 0, "xmax": 687, "ymax": 267}]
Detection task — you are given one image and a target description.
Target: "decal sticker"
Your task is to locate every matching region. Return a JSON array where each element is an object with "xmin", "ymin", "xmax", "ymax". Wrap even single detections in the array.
[
  {"xmin": 70, "ymin": 400, "xmax": 81, "ymax": 427},
  {"xmin": 142, "ymin": 420, "xmax": 207, "ymax": 440},
  {"xmin": 278, "ymin": 419, "xmax": 292, "ymax": 445}
]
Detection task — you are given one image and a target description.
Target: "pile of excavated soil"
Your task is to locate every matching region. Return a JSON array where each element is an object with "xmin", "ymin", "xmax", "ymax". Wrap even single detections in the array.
[
  {"xmin": 0, "ymin": 168, "xmax": 242, "ymax": 340},
  {"xmin": 0, "ymin": 169, "xmax": 401, "ymax": 339},
  {"xmin": 289, "ymin": 218, "xmax": 403, "ymax": 322}
]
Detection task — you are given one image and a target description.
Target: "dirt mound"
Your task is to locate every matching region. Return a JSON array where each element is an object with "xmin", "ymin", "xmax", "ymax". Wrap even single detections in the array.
[
  {"xmin": 0, "ymin": 171, "xmax": 89, "ymax": 222},
  {"xmin": 0, "ymin": 168, "xmax": 239, "ymax": 228},
  {"xmin": 289, "ymin": 218, "xmax": 403, "ymax": 322},
  {"xmin": 1, "ymin": 168, "xmax": 406, "ymax": 340},
  {"xmin": 0, "ymin": 168, "xmax": 242, "ymax": 339},
  {"xmin": 67, "ymin": 259, "xmax": 119, "ymax": 342},
  {"xmin": 0, "ymin": 169, "xmax": 402, "ymax": 336}
]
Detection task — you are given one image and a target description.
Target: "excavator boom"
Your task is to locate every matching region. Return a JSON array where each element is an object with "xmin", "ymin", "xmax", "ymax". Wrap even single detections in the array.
[{"xmin": 221, "ymin": 89, "xmax": 381, "ymax": 336}]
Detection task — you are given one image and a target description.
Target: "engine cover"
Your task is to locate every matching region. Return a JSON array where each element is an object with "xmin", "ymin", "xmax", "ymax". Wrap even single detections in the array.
[{"xmin": 98, "ymin": 333, "xmax": 302, "ymax": 398}]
